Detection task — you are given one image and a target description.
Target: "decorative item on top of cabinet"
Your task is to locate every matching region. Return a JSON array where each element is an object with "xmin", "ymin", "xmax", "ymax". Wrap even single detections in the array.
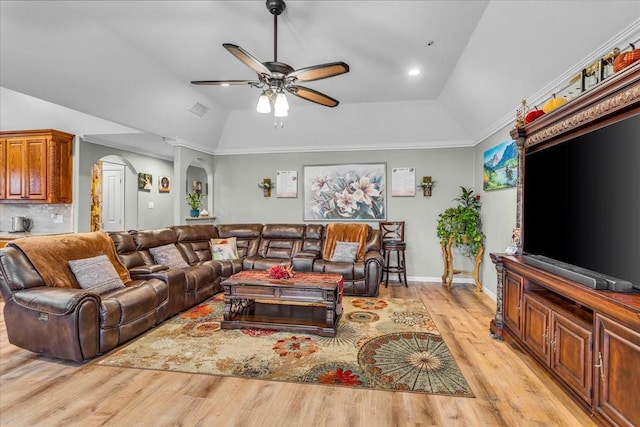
[{"xmin": 0, "ymin": 129, "xmax": 74, "ymax": 203}]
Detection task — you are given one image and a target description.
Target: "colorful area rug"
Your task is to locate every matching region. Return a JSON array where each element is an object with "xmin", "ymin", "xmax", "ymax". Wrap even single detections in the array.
[{"xmin": 97, "ymin": 294, "xmax": 474, "ymax": 397}]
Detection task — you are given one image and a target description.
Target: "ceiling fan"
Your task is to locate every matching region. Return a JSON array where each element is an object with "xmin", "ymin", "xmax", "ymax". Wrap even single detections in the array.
[{"xmin": 190, "ymin": 0, "xmax": 349, "ymax": 117}]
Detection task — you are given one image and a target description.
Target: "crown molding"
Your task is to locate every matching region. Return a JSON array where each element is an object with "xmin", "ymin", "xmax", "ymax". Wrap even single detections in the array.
[
  {"xmin": 213, "ymin": 139, "xmax": 475, "ymax": 156},
  {"xmin": 81, "ymin": 135, "xmax": 173, "ymax": 161}
]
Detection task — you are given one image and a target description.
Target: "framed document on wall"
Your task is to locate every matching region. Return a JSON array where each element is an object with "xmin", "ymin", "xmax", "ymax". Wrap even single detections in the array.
[
  {"xmin": 391, "ymin": 167, "xmax": 416, "ymax": 197},
  {"xmin": 276, "ymin": 170, "xmax": 297, "ymax": 198}
]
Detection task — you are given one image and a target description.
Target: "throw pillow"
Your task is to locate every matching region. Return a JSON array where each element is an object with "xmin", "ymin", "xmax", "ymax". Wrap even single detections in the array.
[
  {"xmin": 68, "ymin": 254, "xmax": 126, "ymax": 294},
  {"xmin": 330, "ymin": 241, "xmax": 360, "ymax": 262},
  {"xmin": 210, "ymin": 237, "xmax": 239, "ymax": 260},
  {"xmin": 149, "ymin": 243, "xmax": 190, "ymax": 270}
]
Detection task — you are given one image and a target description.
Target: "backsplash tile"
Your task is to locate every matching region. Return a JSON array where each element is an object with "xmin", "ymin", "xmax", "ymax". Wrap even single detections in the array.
[{"xmin": 0, "ymin": 204, "xmax": 73, "ymax": 233}]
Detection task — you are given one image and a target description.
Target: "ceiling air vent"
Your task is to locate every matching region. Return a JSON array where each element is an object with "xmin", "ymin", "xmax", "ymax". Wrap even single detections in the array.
[{"xmin": 188, "ymin": 102, "xmax": 209, "ymax": 117}]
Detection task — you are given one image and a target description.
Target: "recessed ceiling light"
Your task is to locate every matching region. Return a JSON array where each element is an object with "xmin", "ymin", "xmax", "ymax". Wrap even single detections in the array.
[
  {"xmin": 221, "ymin": 83, "xmax": 230, "ymax": 87},
  {"xmin": 408, "ymin": 69, "xmax": 421, "ymax": 76}
]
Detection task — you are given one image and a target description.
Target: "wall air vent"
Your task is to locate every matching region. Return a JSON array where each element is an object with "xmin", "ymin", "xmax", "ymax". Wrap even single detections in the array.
[{"xmin": 188, "ymin": 102, "xmax": 209, "ymax": 117}]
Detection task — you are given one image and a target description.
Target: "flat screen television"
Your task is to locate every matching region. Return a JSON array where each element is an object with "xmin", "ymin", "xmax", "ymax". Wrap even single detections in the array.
[{"xmin": 522, "ymin": 113, "xmax": 640, "ymax": 292}]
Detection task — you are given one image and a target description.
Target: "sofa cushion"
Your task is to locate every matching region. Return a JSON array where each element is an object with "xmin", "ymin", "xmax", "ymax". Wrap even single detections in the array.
[
  {"xmin": 8, "ymin": 231, "xmax": 131, "ymax": 289},
  {"xmin": 210, "ymin": 237, "xmax": 239, "ymax": 260},
  {"xmin": 68, "ymin": 255, "xmax": 126, "ymax": 294},
  {"xmin": 109, "ymin": 231, "xmax": 146, "ymax": 269},
  {"xmin": 330, "ymin": 241, "xmax": 360, "ymax": 262},
  {"xmin": 322, "ymin": 223, "xmax": 369, "ymax": 261},
  {"xmin": 149, "ymin": 244, "xmax": 190, "ymax": 270},
  {"xmin": 172, "ymin": 224, "xmax": 219, "ymax": 264},
  {"xmin": 216, "ymin": 224, "xmax": 263, "ymax": 258}
]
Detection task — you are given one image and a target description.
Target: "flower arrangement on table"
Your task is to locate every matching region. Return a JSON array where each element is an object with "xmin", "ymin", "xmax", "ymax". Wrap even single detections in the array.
[{"xmin": 267, "ymin": 265, "xmax": 295, "ymax": 280}]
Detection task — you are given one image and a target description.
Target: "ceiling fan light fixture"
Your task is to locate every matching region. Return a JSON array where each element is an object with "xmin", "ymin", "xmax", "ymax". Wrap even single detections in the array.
[
  {"xmin": 256, "ymin": 92, "xmax": 272, "ymax": 113},
  {"xmin": 274, "ymin": 108, "xmax": 288, "ymax": 118},
  {"xmin": 274, "ymin": 91, "xmax": 289, "ymax": 116},
  {"xmin": 190, "ymin": 0, "xmax": 349, "ymax": 125}
]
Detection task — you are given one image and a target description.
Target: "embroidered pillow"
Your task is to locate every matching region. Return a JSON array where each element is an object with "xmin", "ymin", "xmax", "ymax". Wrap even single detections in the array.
[
  {"xmin": 149, "ymin": 243, "xmax": 190, "ymax": 269},
  {"xmin": 68, "ymin": 254, "xmax": 126, "ymax": 294},
  {"xmin": 330, "ymin": 241, "xmax": 360, "ymax": 262},
  {"xmin": 210, "ymin": 237, "xmax": 239, "ymax": 260}
]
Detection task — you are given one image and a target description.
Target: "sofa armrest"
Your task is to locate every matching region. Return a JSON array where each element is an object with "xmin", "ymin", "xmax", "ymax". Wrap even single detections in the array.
[
  {"xmin": 128, "ymin": 267, "xmax": 186, "ymax": 315},
  {"xmin": 12, "ymin": 287, "xmax": 100, "ymax": 315},
  {"xmin": 129, "ymin": 264, "xmax": 169, "ymax": 274},
  {"xmin": 364, "ymin": 249, "xmax": 383, "ymax": 264},
  {"xmin": 5, "ymin": 288, "xmax": 101, "ymax": 362}
]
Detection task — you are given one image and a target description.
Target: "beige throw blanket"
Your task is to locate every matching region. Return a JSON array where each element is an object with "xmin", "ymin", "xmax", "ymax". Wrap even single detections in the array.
[
  {"xmin": 10, "ymin": 231, "xmax": 131, "ymax": 288},
  {"xmin": 322, "ymin": 223, "xmax": 369, "ymax": 261}
]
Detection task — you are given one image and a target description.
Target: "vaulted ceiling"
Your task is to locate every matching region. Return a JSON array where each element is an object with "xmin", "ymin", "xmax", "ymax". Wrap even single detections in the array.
[{"xmin": 1, "ymin": 1, "xmax": 639, "ymax": 158}]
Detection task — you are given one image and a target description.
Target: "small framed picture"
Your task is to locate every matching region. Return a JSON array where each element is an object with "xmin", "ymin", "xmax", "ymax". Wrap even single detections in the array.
[
  {"xmin": 138, "ymin": 173, "xmax": 153, "ymax": 191},
  {"xmin": 159, "ymin": 176, "xmax": 170, "ymax": 193},
  {"xmin": 192, "ymin": 180, "xmax": 202, "ymax": 194}
]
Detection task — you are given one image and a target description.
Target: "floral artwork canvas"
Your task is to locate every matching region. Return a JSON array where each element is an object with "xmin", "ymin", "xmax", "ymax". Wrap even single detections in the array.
[{"xmin": 303, "ymin": 163, "xmax": 386, "ymax": 221}]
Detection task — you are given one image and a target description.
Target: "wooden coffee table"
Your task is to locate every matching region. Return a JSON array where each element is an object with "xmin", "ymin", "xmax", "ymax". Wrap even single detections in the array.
[{"xmin": 220, "ymin": 271, "xmax": 343, "ymax": 337}]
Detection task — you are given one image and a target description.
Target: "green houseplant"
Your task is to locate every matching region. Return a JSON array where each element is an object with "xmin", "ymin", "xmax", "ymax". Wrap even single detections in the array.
[
  {"xmin": 436, "ymin": 186, "xmax": 485, "ymax": 258},
  {"xmin": 186, "ymin": 192, "xmax": 202, "ymax": 217}
]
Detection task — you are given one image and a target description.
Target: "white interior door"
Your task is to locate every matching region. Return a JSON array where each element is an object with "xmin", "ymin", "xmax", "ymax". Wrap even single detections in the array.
[{"xmin": 102, "ymin": 164, "xmax": 125, "ymax": 231}]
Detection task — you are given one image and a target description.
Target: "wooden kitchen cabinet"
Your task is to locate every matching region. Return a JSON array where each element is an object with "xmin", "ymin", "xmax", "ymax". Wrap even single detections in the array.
[
  {"xmin": 0, "ymin": 138, "xmax": 5, "ymax": 200},
  {"xmin": 1, "ymin": 129, "xmax": 74, "ymax": 203}
]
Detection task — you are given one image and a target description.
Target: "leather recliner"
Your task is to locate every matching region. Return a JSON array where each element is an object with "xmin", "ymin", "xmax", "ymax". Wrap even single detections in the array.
[
  {"xmin": 312, "ymin": 225, "xmax": 383, "ymax": 296},
  {"xmin": 0, "ymin": 245, "xmax": 170, "ymax": 362}
]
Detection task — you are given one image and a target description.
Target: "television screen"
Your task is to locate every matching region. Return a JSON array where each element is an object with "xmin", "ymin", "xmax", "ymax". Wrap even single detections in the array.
[{"xmin": 523, "ymin": 113, "xmax": 640, "ymax": 288}]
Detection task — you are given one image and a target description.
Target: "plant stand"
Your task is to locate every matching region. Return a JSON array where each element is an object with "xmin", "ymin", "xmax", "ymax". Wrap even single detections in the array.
[{"xmin": 441, "ymin": 238, "xmax": 484, "ymax": 292}]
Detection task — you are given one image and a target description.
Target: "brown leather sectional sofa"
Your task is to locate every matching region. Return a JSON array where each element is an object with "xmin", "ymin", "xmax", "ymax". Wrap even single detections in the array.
[{"xmin": 0, "ymin": 223, "xmax": 382, "ymax": 362}]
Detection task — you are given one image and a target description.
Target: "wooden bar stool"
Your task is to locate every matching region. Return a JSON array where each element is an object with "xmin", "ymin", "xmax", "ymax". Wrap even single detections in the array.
[{"xmin": 379, "ymin": 221, "xmax": 408, "ymax": 287}]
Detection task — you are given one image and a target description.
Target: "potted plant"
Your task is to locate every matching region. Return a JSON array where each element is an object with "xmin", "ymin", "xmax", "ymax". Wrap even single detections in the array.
[
  {"xmin": 186, "ymin": 192, "xmax": 202, "ymax": 217},
  {"xmin": 436, "ymin": 186, "xmax": 484, "ymax": 258}
]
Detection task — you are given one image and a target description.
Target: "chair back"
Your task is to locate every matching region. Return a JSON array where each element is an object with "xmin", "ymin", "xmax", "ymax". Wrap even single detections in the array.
[{"xmin": 379, "ymin": 221, "xmax": 405, "ymax": 242}]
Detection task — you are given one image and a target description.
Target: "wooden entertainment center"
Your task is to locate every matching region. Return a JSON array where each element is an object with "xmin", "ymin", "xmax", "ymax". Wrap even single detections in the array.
[{"xmin": 491, "ymin": 63, "xmax": 640, "ymax": 427}]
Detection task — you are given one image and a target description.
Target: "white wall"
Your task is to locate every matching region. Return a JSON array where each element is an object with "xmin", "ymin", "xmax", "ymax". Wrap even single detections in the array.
[
  {"xmin": 75, "ymin": 140, "xmax": 175, "ymax": 232},
  {"xmin": 213, "ymin": 147, "xmax": 477, "ymax": 282},
  {"xmin": 474, "ymin": 124, "xmax": 519, "ymax": 299}
]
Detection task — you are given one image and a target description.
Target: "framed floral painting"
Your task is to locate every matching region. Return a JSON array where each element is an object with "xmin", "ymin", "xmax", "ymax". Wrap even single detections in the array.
[{"xmin": 303, "ymin": 163, "xmax": 386, "ymax": 221}]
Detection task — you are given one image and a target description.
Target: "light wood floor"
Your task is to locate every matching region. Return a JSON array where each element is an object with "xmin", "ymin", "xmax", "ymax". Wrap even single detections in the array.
[{"xmin": 0, "ymin": 282, "xmax": 597, "ymax": 427}]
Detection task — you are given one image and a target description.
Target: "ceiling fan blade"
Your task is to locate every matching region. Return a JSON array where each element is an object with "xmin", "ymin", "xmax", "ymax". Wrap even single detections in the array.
[
  {"xmin": 287, "ymin": 62, "xmax": 349, "ymax": 83},
  {"xmin": 191, "ymin": 80, "xmax": 256, "ymax": 86},
  {"xmin": 287, "ymin": 85, "xmax": 340, "ymax": 107},
  {"xmin": 223, "ymin": 43, "xmax": 272, "ymax": 78}
]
